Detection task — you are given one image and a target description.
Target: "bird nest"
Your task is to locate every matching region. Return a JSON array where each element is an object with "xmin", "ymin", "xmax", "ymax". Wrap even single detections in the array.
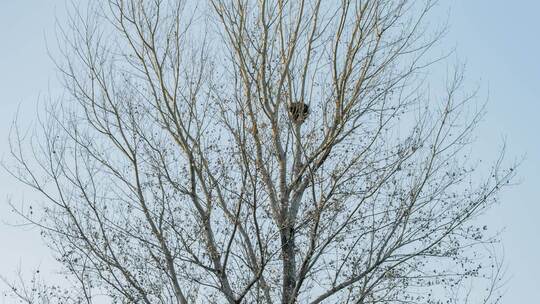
[{"xmin": 288, "ymin": 102, "xmax": 309, "ymax": 124}]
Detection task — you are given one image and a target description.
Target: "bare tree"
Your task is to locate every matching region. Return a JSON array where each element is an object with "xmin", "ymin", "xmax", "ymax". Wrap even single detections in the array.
[{"xmin": 4, "ymin": 0, "xmax": 515, "ymax": 303}]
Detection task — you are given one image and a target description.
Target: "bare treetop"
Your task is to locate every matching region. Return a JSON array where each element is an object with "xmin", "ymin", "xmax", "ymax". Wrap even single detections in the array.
[{"xmin": 4, "ymin": 0, "xmax": 515, "ymax": 303}]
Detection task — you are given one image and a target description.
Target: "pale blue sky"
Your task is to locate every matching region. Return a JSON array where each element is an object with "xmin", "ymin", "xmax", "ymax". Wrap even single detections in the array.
[{"xmin": 0, "ymin": 0, "xmax": 538, "ymax": 302}]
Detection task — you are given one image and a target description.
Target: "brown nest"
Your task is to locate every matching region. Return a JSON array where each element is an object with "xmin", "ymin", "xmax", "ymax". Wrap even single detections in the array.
[{"xmin": 288, "ymin": 102, "xmax": 309, "ymax": 124}]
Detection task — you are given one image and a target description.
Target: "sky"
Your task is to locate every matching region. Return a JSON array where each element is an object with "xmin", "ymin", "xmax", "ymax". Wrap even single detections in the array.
[{"xmin": 0, "ymin": 0, "xmax": 538, "ymax": 302}]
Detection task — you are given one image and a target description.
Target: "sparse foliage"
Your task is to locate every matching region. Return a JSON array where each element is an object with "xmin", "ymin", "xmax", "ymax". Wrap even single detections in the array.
[{"xmin": 4, "ymin": 0, "xmax": 515, "ymax": 303}]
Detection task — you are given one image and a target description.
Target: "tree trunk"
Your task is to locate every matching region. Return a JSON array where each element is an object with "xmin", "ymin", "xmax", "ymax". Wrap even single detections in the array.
[{"xmin": 281, "ymin": 226, "xmax": 297, "ymax": 304}]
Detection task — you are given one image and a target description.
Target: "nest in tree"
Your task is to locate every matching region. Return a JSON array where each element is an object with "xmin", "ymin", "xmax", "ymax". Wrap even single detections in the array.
[{"xmin": 288, "ymin": 102, "xmax": 309, "ymax": 124}]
